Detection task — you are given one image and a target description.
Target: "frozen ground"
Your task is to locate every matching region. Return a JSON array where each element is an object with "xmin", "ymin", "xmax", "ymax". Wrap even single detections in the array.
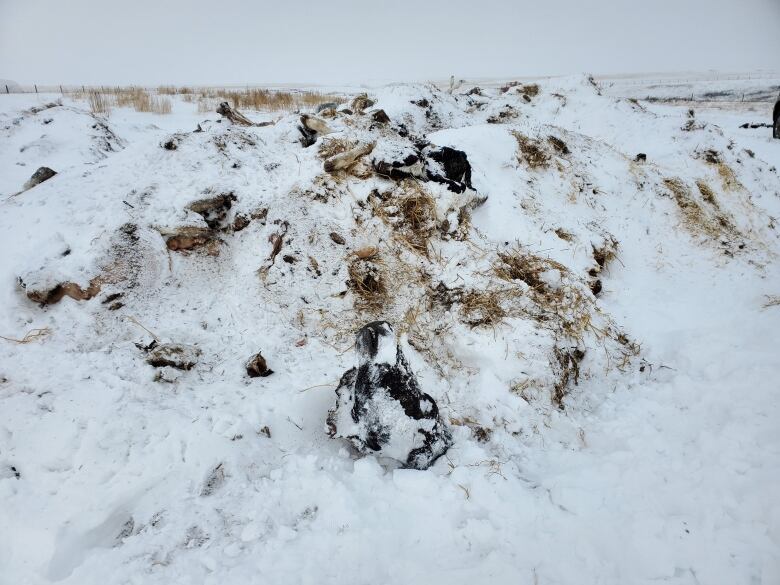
[{"xmin": 1, "ymin": 75, "xmax": 779, "ymax": 585}]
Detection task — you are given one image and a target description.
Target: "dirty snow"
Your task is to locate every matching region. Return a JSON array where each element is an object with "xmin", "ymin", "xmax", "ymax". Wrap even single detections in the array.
[{"xmin": 1, "ymin": 76, "xmax": 779, "ymax": 584}]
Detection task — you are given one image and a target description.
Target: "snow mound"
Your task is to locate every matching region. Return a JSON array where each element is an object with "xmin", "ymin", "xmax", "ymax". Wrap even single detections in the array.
[{"xmin": 1, "ymin": 78, "xmax": 779, "ymax": 585}]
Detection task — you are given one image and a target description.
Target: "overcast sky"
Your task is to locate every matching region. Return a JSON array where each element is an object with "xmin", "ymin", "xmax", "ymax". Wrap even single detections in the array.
[{"xmin": 1, "ymin": 0, "xmax": 779, "ymax": 86}]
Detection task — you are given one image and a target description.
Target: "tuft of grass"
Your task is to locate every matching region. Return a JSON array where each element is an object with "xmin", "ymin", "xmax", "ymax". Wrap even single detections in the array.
[
  {"xmin": 371, "ymin": 181, "xmax": 438, "ymax": 255},
  {"xmin": 592, "ymin": 236, "xmax": 619, "ymax": 271},
  {"xmin": 547, "ymin": 135, "xmax": 570, "ymax": 155},
  {"xmin": 664, "ymin": 178, "xmax": 711, "ymax": 234},
  {"xmin": 83, "ymin": 87, "xmax": 171, "ymax": 114},
  {"xmin": 114, "ymin": 88, "xmax": 171, "ymax": 113},
  {"xmin": 460, "ymin": 289, "xmax": 513, "ymax": 328},
  {"xmin": 197, "ymin": 88, "xmax": 342, "ymax": 112},
  {"xmin": 519, "ymin": 83, "xmax": 540, "ymax": 97},
  {"xmin": 494, "ymin": 248, "xmax": 568, "ymax": 292},
  {"xmin": 716, "ymin": 163, "xmax": 742, "ymax": 191},
  {"xmin": 696, "ymin": 180, "xmax": 718, "ymax": 206},
  {"xmin": 512, "ymin": 131, "xmax": 550, "ymax": 169},
  {"xmin": 88, "ymin": 90, "xmax": 111, "ymax": 115},
  {"xmin": 347, "ymin": 256, "xmax": 387, "ymax": 310},
  {"xmin": 494, "ymin": 246, "xmax": 596, "ymax": 341},
  {"xmin": 78, "ymin": 86, "xmax": 339, "ymax": 115},
  {"xmin": 663, "ymin": 177, "xmax": 735, "ymax": 239}
]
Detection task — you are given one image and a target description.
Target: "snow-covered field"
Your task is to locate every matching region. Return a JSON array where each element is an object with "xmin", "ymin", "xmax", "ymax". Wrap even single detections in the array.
[{"xmin": 1, "ymin": 75, "xmax": 779, "ymax": 584}]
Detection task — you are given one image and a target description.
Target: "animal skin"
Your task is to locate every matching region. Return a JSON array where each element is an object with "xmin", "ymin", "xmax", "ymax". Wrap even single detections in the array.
[{"xmin": 327, "ymin": 321, "xmax": 452, "ymax": 470}]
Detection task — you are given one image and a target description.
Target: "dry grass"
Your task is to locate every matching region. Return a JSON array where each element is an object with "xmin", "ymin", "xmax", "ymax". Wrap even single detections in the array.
[
  {"xmin": 371, "ymin": 181, "xmax": 438, "ymax": 255},
  {"xmin": 82, "ymin": 87, "xmax": 171, "ymax": 114},
  {"xmin": 592, "ymin": 236, "xmax": 619, "ymax": 270},
  {"xmin": 663, "ymin": 177, "xmax": 735, "ymax": 239},
  {"xmin": 88, "ymin": 90, "xmax": 111, "ymax": 115},
  {"xmin": 115, "ymin": 88, "xmax": 172, "ymax": 114},
  {"xmin": 696, "ymin": 180, "xmax": 718, "ymax": 206},
  {"xmin": 500, "ymin": 82, "xmax": 540, "ymax": 96},
  {"xmin": 0, "ymin": 327, "xmax": 52, "ymax": 344},
  {"xmin": 512, "ymin": 131, "xmax": 550, "ymax": 169},
  {"xmin": 494, "ymin": 249, "xmax": 568, "ymax": 292},
  {"xmin": 197, "ymin": 97, "xmax": 212, "ymax": 114},
  {"xmin": 547, "ymin": 135, "xmax": 570, "ymax": 155},
  {"xmin": 157, "ymin": 86, "xmax": 193, "ymax": 95},
  {"xmin": 519, "ymin": 83, "xmax": 540, "ymax": 97},
  {"xmin": 197, "ymin": 88, "xmax": 342, "ymax": 112},
  {"xmin": 460, "ymin": 289, "xmax": 514, "ymax": 328},
  {"xmin": 716, "ymin": 163, "xmax": 742, "ymax": 191},
  {"xmin": 347, "ymin": 256, "xmax": 387, "ymax": 310},
  {"xmin": 78, "ymin": 86, "xmax": 340, "ymax": 116},
  {"xmin": 493, "ymin": 247, "xmax": 597, "ymax": 341}
]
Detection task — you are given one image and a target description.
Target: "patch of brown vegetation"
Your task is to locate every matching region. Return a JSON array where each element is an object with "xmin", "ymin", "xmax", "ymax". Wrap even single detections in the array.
[
  {"xmin": 547, "ymin": 135, "xmax": 570, "ymax": 155},
  {"xmin": 512, "ymin": 131, "xmax": 550, "ymax": 169},
  {"xmin": 115, "ymin": 88, "xmax": 172, "ymax": 114},
  {"xmin": 460, "ymin": 289, "xmax": 513, "ymax": 328},
  {"xmin": 592, "ymin": 237, "xmax": 619, "ymax": 271},
  {"xmin": 88, "ymin": 91, "xmax": 111, "ymax": 115},
  {"xmin": 493, "ymin": 247, "xmax": 597, "ymax": 341},
  {"xmin": 696, "ymin": 180, "xmax": 718, "ymax": 206},
  {"xmin": 519, "ymin": 83, "xmax": 540, "ymax": 97},
  {"xmin": 494, "ymin": 249, "xmax": 568, "ymax": 292},
  {"xmin": 487, "ymin": 107, "xmax": 518, "ymax": 124},
  {"xmin": 663, "ymin": 177, "xmax": 735, "ymax": 240},
  {"xmin": 347, "ymin": 256, "xmax": 387, "ymax": 310},
  {"xmin": 500, "ymin": 81, "xmax": 540, "ymax": 96},
  {"xmin": 370, "ymin": 181, "xmax": 438, "ymax": 255},
  {"xmin": 717, "ymin": 163, "xmax": 742, "ymax": 191},
  {"xmin": 206, "ymin": 88, "xmax": 342, "ymax": 112}
]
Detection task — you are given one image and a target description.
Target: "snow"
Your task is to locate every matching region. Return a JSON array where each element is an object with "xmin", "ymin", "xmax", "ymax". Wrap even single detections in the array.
[{"xmin": 1, "ymin": 75, "xmax": 779, "ymax": 584}]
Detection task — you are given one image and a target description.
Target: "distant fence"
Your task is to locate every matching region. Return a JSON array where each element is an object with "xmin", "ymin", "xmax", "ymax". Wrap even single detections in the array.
[
  {"xmin": 3, "ymin": 84, "xmax": 154, "ymax": 94},
  {"xmin": 597, "ymin": 72, "xmax": 780, "ymax": 86},
  {"xmin": 4, "ymin": 72, "xmax": 780, "ymax": 103}
]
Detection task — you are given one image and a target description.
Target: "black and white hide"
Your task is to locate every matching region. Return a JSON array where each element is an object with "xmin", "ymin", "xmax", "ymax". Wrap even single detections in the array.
[{"xmin": 326, "ymin": 321, "xmax": 452, "ymax": 470}]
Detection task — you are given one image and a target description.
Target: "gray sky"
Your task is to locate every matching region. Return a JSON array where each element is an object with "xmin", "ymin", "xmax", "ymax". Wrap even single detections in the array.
[{"xmin": 1, "ymin": 0, "xmax": 779, "ymax": 86}]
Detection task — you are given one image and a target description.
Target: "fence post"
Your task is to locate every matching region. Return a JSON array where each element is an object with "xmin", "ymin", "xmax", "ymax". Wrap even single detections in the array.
[
  {"xmin": 82, "ymin": 85, "xmax": 85, "ymax": 93},
  {"xmin": 60, "ymin": 85, "xmax": 63, "ymax": 94},
  {"xmin": 5, "ymin": 84, "xmax": 8, "ymax": 94},
  {"xmin": 34, "ymin": 84, "xmax": 38, "ymax": 93}
]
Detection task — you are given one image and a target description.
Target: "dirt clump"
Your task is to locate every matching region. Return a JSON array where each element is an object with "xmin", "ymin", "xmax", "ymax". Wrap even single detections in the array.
[{"xmin": 246, "ymin": 352, "xmax": 273, "ymax": 377}]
